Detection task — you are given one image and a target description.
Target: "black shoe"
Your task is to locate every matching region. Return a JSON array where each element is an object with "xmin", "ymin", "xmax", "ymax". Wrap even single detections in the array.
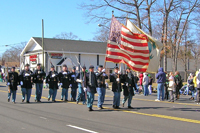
[
  {"xmin": 37, "ymin": 100, "xmax": 41, "ymax": 103},
  {"xmin": 88, "ymin": 108, "xmax": 94, "ymax": 111},
  {"xmin": 48, "ymin": 98, "xmax": 50, "ymax": 101},
  {"xmin": 128, "ymin": 106, "xmax": 133, "ymax": 109},
  {"xmin": 8, "ymin": 99, "xmax": 10, "ymax": 102},
  {"xmin": 122, "ymin": 103, "xmax": 124, "ymax": 107},
  {"xmin": 64, "ymin": 100, "xmax": 68, "ymax": 102},
  {"xmin": 22, "ymin": 99, "xmax": 24, "ymax": 102},
  {"xmin": 76, "ymin": 100, "xmax": 79, "ymax": 104},
  {"xmin": 113, "ymin": 105, "xmax": 116, "ymax": 109},
  {"xmin": 52, "ymin": 100, "xmax": 56, "ymax": 102},
  {"xmin": 116, "ymin": 106, "xmax": 120, "ymax": 109},
  {"xmin": 61, "ymin": 98, "xmax": 63, "ymax": 100},
  {"xmin": 26, "ymin": 101, "xmax": 30, "ymax": 103},
  {"xmin": 101, "ymin": 107, "xmax": 104, "ymax": 109}
]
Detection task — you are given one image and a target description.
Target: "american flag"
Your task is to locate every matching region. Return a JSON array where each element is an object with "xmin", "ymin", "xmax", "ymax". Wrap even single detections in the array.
[{"xmin": 105, "ymin": 16, "xmax": 149, "ymax": 72}]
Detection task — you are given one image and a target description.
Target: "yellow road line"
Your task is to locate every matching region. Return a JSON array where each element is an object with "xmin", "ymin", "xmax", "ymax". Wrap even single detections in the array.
[{"xmin": 1, "ymin": 89, "xmax": 200, "ymax": 124}]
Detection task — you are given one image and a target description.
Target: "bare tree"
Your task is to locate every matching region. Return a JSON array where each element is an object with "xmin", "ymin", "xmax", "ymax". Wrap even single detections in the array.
[
  {"xmin": 93, "ymin": 27, "xmax": 110, "ymax": 42},
  {"xmin": 53, "ymin": 32, "xmax": 79, "ymax": 40},
  {"xmin": 2, "ymin": 42, "xmax": 26, "ymax": 63},
  {"xmin": 79, "ymin": 0, "xmax": 200, "ymax": 73}
]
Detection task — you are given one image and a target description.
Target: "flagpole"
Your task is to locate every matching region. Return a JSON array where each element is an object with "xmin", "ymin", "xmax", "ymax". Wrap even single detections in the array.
[{"xmin": 42, "ymin": 19, "xmax": 44, "ymax": 71}]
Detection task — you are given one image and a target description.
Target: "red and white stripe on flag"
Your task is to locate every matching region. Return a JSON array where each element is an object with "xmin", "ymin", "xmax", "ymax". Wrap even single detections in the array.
[{"xmin": 106, "ymin": 25, "xmax": 149, "ymax": 72}]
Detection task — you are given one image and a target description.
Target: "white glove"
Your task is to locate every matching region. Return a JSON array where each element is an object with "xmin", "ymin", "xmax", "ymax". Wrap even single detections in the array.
[
  {"xmin": 118, "ymin": 71, "xmax": 121, "ymax": 74},
  {"xmin": 52, "ymin": 74, "xmax": 55, "ymax": 77},
  {"xmin": 116, "ymin": 78, "xmax": 120, "ymax": 82},
  {"xmin": 63, "ymin": 72, "xmax": 67, "ymax": 75},
  {"xmin": 103, "ymin": 73, "xmax": 106, "ymax": 76},
  {"xmin": 60, "ymin": 83, "xmax": 63, "ymax": 86},
  {"xmin": 102, "ymin": 69, "xmax": 105, "ymax": 73},
  {"xmin": 7, "ymin": 82, "xmax": 10, "ymax": 86},
  {"xmin": 126, "ymin": 83, "xmax": 128, "ymax": 86},
  {"xmin": 20, "ymin": 81, "xmax": 23, "ymax": 86},
  {"xmin": 69, "ymin": 84, "xmax": 72, "ymax": 87},
  {"xmin": 83, "ymin": 87, "xmax": 87, "ymax": 92},
  {"xmin": 76, "ymin": 79, "xmax": 82, "ymax": 83},
  {"xmin": 25, "ymin": 73, "xmax": 30, "ymax": 76}
]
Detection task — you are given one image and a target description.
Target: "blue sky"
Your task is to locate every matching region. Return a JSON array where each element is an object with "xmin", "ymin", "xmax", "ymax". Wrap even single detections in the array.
[{"xmin": 0, "ymin": 0, "xmax": 103, "ymax": 55}]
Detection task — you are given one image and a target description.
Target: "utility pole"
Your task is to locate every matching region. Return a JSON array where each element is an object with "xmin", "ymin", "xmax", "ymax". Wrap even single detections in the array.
[{"xmin": 42, "ymin": 19, "xmax": 44, "ymax": 71}]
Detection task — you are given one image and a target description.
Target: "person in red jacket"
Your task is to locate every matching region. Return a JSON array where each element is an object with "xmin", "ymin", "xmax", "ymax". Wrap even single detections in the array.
[{"xmin": 139, "ymin": 73, "xmax": 144, "ymax": 94}]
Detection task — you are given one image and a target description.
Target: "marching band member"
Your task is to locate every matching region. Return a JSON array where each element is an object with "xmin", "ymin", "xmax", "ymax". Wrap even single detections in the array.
[
  {"xmin": 86, "ymin": 65, "xmax": 97, "ymax": 111},
  {"xmin": 96, "ymin": 65, "xmax": 108, "ymax": 109},
  {"xmin": 110, "ymin": 66, "xmax": 123, "ymax": 109},
  {"xmin": 70, "ymin": 66, "xmax": 78, "ymax": 101},
  {"xmin": 76, "ymin": 65, "xmax": 87, "ymax": 105},
  {"xmin": 19, "ymin": 64, "xmax": 33, "ymax": 103},
  {"xmin": 122, "ymin": 67, "xmax": 136, "ymax": 108},
  {"xmin": 7, "ymin": 66, "xmax": 19, "ymax": 103},
  {"xmin": 33, "ymin": 63, "xmax": 46, "ymax": 102},
  {"xmin": 46, "ymin": 65, "xmax": 59, "ymax": 102},
  {"xmin": 58, "ymin": 64, "xmax": 71, "ymax": 102}
]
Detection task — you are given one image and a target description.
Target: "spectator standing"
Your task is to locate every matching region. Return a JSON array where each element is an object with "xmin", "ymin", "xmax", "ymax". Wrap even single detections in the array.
[
  {"xmin": 165, "ymin": 72, "xmax": 169, "ymax": 100},
  {"xmin": 193, "ymin": 71, "xmax": 198, "ymax": 101},
  {"xmin": 196, "ymin": 69, "xmax": 200, "ymax": 104},
  {"xmin": 155, "ymin": 67, "xmax": 166, "ymax": 101},
  {"xmin": 168, "ymin": 72, "xmax": 175, "ymax": 102},
  {"xmin": 139, "ymin": 73, "xmax": 144, "ymax": 94},
  {"xmin": 143, "ymin": 73, "xmax": 149, "ymax": 96},
  {"xmin": 148, "ymin": 75, "xmax": 153, "ymax": 95},
  {"xmin": 188, "ymin": 74, "xmax": 195, "ymax": 100},
  {"xmin": 174, "ymin": 71, "xmax": 182, "ymax": 100}
]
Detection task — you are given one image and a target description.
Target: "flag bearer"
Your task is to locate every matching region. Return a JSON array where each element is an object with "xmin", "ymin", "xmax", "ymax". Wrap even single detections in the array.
[
  {"xmin": 96, "ymin": 65, "xmax": 108, "ymax": 109},
  {"xmin": 46, "ymin": 65, "xmax": 59, "ymax": 102},
  {"xmin": 110, "ymin": 66, "xmax": 123, "ymax": 109},
  {"xmin": 33, "ymin": 63, "xmax": 46, "ymax": 102},
  {"xmin": 122, "ymin": 67, "xmax": 136, "ymax": 109},
  {"xmin": 7, "ymin": 66, "xmax": 19, "ymax": 103},
  {"xmin": 19, "ymin": 64, "xmax": 33, "ymax": 103},
  {"xmin": 86, "ymin": 65, "xmax": 97, "ymax": 111},
  {"xmin": 70, "ymin": 66, "xmax": 78, "ymax": 101},
  {"xmin": 58, "ymin": 64, "xmax": 71, "ymax": 102}
]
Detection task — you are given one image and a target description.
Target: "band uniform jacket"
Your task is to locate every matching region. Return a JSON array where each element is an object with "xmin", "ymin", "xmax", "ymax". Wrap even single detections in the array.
[
  {"xmin": 70, "ymin": 72, "xmax": 78, "ymax": 88},
  {"xmin": 86, "ymin": 72, "xmax": 97, "ymax": 94},
  {"xmin": 8, "ymin": 71, "xmax": 19, "ymax": 90},
  {"xmin": 46, "ymin": 71, "xmax": 59, "ymax": 89},
  {"xmin": 33, "ymin": 69, "xmax": 46, "ymax": 83},
  {"xmin": 58, "ymin": 70, "xmax": 71, "ymax": 88},
  {"xmin": 122, "ymin": 73, "xmax": 136, "ymax": 96},
  {"xmin": 96, "ymin": 71, "xmax": 108, "ymax": 88},
  {"xmin": 19, "ymin": 69, "xmax": 33, "ymax": 89},
  {"xmin": 110, "ymin": 73, "xmax": 124, "ymax": 92}
]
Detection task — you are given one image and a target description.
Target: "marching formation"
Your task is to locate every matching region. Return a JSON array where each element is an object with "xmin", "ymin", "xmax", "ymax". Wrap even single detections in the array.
[{"xmin": 6, "ymin": 63, "xmax": 138, "ymax": 111}]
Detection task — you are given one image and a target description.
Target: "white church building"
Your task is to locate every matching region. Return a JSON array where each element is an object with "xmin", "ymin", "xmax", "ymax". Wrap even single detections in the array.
[{"xmin": 20, "ymin": 37, "xmax": 116, "ymax": 73}]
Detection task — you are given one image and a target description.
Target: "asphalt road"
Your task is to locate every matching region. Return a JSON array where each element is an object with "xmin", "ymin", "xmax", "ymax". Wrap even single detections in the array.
[{"xmin": 0, "ymin": 83, "xmax": 200, "ymax": 133}]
